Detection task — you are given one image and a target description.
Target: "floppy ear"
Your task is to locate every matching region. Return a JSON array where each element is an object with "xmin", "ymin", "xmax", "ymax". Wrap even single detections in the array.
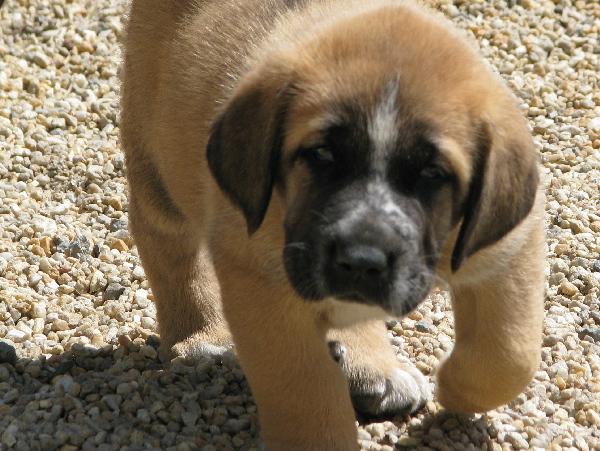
[
  {"xmin": 451, "ymin": 118, "xmax": 539, "ymax": 272},
  {"xmin": 206, "ymin": 67, "xmax": 292, "ymax": 235}
]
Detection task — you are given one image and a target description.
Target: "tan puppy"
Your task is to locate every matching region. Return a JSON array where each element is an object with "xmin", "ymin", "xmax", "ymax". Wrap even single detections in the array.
[{"xmin": 121, "ymin": 0, "xmax": 546, "ymax": 449}]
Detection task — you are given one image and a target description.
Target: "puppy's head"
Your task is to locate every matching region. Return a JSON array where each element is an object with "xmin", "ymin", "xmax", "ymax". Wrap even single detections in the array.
[{"xmin": 207, "ymin": 4, "xmax": 538, "ymax": 315}]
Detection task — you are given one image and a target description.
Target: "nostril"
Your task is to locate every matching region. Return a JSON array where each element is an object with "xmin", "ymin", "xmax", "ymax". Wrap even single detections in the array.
[
  {"xmin": 339, "ymin": 262, "xmax": 353, "ymax": 273},
  {"xmin": 334, "ymin": 243, "xmax": 389, "ymax": 277},
  {"xmin": 366, "ymin": 267, "xmax": 382, "ymax": 277}
]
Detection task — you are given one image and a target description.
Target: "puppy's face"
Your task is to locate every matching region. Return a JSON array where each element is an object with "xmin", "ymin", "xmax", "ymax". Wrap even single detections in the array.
[
  {"xmin": 279, "ymin": 75, "xmax": 466, "ymax": 314},
  {"xmin": 207, "ymin": 5, "xmax": 538, "ymax": 316}
]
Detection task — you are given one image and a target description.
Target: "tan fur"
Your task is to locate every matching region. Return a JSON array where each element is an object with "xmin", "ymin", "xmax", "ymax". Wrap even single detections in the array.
[{"xmin": 121, "ymin": 0, "xmax": 546, "ymax": 449}]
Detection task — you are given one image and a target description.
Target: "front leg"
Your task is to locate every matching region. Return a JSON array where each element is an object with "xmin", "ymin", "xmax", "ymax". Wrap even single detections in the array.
[
  {"xmin": 436, "ymin": 217, "xmax": 546, "ymax": 413},
  {"xmin": 128, "ymin": 199, "xmax": 231, "ymax": 362},
  {"xmin": 327, "ymin": 319, "xmax": 431, "ymax": 418},
  {"xmin": 220, "ymin": 271, "xmax": 359, "ymax": 451}
]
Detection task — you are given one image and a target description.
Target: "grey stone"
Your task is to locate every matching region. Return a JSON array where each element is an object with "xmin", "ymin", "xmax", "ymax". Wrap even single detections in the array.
[
  {"xmin": 578, "ymin": 329, "xmax": 600, "ymax": 343},
  {"xmin": 109, "ymin": 218, "xmax": 128, "ymax": 232},
  {"xmin": 68, "ymin": 235, "xmax": 91, "ymax": 259},
  {"xmin": 0, "ymin": 341, "xmax": 17, "ymax": 365},
  {"xmin": 102, "ymin": 283, "xmax": 125, "ymax": 301}
]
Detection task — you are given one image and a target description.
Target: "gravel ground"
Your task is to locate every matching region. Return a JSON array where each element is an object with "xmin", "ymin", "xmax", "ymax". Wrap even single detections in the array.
[{"xmin": 1, "ymin": 0, "xmax": 600, "ymax": 450}]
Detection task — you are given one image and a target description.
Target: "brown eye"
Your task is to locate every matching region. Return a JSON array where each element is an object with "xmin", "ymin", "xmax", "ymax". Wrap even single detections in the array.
[
  {"xmin": 420, "ymin": 163, "xmax": 447, "ymax": 182},
  {"xmin": 300, "ymin": 146, "xmax": 334, "ymax": 167},
  {"xmin": 311, "ymin": 147, "xmax": 334, "ymax": 163}
]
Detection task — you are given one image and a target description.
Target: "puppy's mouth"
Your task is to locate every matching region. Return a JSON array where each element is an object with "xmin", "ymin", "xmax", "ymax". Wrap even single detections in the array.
[
  {"xmin": 324, "ymin": 274, "xmax": 391, "ymax": 308},
  {"xmin": 328, "ymin": 288, "xmax": 385, "ymax": 307},
  {"xmin": 326, "ymin": 270, "xmax": 434, "ymax": 317},
  {"xmin": 336, "ymin": 292, "xmax": 370, "ymax": 303}
]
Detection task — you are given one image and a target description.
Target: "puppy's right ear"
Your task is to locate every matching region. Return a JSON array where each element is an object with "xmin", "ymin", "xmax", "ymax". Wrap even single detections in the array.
[{"xmin": 207, "ymin": 64, "xmax": 293, "ymax": 235}]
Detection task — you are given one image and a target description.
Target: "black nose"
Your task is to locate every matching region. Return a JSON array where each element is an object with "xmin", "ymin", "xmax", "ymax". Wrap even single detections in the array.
[{"xmin": 334, "ymin": 242, "xmax": 390, "ymax": 279}]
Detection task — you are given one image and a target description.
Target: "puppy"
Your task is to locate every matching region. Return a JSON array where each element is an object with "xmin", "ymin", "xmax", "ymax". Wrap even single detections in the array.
[{"xmin": 121, "ymin": 0, "xmax": 546, "ymax": 449}]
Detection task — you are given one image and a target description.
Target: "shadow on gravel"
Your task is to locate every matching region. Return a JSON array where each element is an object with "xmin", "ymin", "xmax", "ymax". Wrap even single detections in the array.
[
  {"xmin": 0, "ymin": 336, "xmax": 261, "ymax": 450},
  {"xmin": 1, "ymin": 334, "xmax": 500, "ymax": 451},
  {"xmin": 357, "ymin": 407, "xmax": 495, "ymax": 450}
]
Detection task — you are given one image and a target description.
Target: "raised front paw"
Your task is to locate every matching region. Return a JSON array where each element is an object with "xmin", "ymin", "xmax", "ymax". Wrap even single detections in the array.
[{"xmin": 329, "ymin": 340, "xmax": 432, "ymax": 417}]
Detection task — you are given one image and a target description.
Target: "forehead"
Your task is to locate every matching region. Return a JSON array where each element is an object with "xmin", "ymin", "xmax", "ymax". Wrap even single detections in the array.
[
  {"xmin": 283, "ymin": 74, "xmax": 473, "ymax": 185},
  {"xmin": 285, "ymin": 75, "xmax": 407, "ymax": 150}
]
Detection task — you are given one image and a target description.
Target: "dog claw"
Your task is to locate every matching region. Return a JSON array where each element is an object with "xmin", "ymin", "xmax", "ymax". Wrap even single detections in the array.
[
  {"xmin": 350, "ymin": 366, "xmax": 431, "ymax": 417},
  {"xmin": 328, "ymin": 340, "xmax": 431, "ymax": 417},
  {"xmin": 329, "ymin": 340, "xmax": 347, "ymax": 363}
]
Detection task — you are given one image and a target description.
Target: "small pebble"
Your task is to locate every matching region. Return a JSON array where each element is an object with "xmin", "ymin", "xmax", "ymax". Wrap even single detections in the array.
[
  {"xmin": 103, "ymin": 283, "xmax": 125, "ymax": 301},
  {"xmin": 0, "ymin": 341, "xmax": 17, "ymax": 365}
]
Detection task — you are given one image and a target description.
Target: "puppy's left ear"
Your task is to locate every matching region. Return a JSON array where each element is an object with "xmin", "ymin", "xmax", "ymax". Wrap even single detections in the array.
[
  {"xmin": 207, "ymin": 64, "xmax": 293, "ymax": 235},
  {"xmin": 451, "ymin": 113, "xmax": 539, "ymax": 272}
]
